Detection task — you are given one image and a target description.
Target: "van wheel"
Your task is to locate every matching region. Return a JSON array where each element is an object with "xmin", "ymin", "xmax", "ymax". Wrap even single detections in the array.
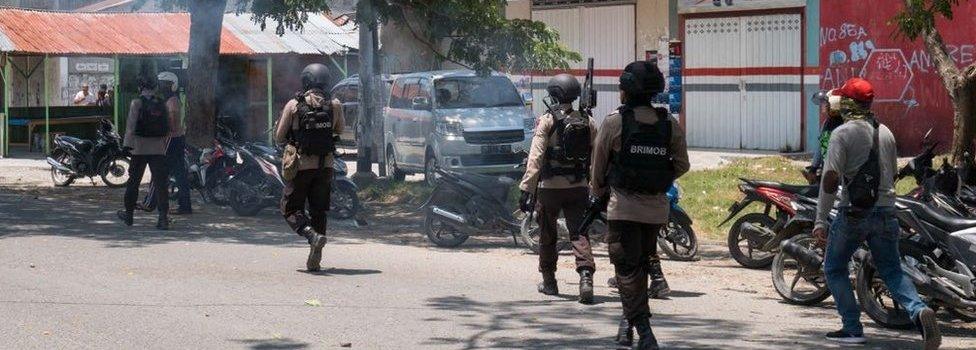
[
  {"xmin": 386, "ymin": 147, "xmax": 406, "ymax": 182},
  {"xmin": 424, "ymin": 155, "xmax": 439, "ymax": 187}
]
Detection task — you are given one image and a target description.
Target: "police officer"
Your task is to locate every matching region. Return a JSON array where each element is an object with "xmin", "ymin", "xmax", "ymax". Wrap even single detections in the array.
[
  {"xmin": 275, "ymin": 63, "xmax": 344, "ymax": 271},
  {"xmin": 590, "ymin": 61, "xmax": 690, "ymax": 349},
  {"xmin": 518, "ymin": 74, "xmax": 597, "ymax": 303}
]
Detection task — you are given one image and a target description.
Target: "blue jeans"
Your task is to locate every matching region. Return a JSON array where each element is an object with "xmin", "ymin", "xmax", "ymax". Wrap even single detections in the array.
[
  {"xmin": 823, "ymin": 206, "xmax": 927, "ymax": 335},
  {"xmin": 166, "ymin": 136, "xmax": 192, "ymax": 211}
]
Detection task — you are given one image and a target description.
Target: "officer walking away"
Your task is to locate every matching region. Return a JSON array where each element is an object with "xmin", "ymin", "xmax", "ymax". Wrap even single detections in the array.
[
  {"xmin": 158, "ymin": 71, "xmax": 192, "ymax": 214},
  {"xmin": 518, "ymin": 73, "xmax": 597, "ymax": 303},
  {"xmin": 812, "ymin": 78, "xmax": 941, "ymax": 349},
  {"xmin": 275, "ymin": 63, "xmax": 344, "ymax": 272},
  {"xmin": 590, "ymin": 61, "xmax": 689, "ymax": 349},
  {"xmin": 117, "ymin": 77, "xmax": 174, "ymax": 230}
]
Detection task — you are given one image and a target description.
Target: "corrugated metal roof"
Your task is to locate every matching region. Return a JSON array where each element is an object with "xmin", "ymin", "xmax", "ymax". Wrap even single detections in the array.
[
  {"xmin": 0, "ymin": 8, "xmax": 356, "ymax": 56},
  {"xmin": 0, "ymin": 8, "xmax": 252, "ymax": 55},
  {"xmin": 222, "ymin": 12, "xmax": 357, "ymax": 55}
]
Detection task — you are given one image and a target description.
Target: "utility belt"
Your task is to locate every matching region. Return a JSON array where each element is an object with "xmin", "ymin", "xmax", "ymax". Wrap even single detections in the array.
[{"xmin": 541, "ymin": 163, "xmax": 588, "ymax": 182}]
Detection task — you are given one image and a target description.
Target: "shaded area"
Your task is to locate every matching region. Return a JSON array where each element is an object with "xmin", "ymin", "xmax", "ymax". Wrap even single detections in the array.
[{"xmin": 230, "ymin": 338, "xmax": 310, "ymax": 350}]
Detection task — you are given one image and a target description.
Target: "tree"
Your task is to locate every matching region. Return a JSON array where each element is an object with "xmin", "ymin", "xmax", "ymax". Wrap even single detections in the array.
[
  {"xmin": 140, "ymin": 0, "xmax": 579, "ymax": 147},
  {"xmin": 895, "ymin": 0, "xmax": 976, "ymax": 161}
]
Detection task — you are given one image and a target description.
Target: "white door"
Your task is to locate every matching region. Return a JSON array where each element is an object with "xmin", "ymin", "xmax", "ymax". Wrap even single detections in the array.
[
  {"xmin": 683, "ymin": 14, "xmax": 802, "ymax": 151},
  {"xmin": 532, "ymin": 5, "xmax": 635, "ymax": 124}
]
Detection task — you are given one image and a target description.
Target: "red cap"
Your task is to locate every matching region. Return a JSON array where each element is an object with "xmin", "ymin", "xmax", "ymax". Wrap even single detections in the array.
[{"xmin": 831, "ymin": 78, "xmax": 875, "ymax": 103}]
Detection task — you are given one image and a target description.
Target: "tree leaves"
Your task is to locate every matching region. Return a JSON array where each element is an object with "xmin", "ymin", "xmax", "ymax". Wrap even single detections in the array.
[{"xmin": 893, "ymin": 0, "xmax": 962, "ymax": 40}]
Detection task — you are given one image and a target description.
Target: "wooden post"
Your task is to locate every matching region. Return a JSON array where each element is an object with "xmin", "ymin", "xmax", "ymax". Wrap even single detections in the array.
[
  {"xmin": 44, "ymin": 54, "xmax": 50, "ymax": 154},
  {"xmin": 114, "ymin": 55, "xmax": 120, "ymax": 129},
  {"xmin": 1, "ymin": 55, "xmax": 9, "ymax": 157},
  {"xmin": 266, "ymin": 56, "xmax": 273, "ymax": 144}
]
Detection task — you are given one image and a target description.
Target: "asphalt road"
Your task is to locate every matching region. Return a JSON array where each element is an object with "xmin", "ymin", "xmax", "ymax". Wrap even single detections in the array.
[{"xmin": 0, "ymin": 159, "xmax": 974, "ymax": 349}]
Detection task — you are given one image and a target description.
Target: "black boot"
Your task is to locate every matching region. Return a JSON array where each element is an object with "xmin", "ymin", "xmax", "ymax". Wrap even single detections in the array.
[
  {"xmin": 156, "ymin": 214, "xmax": 169, "ymax": 230},
  {"xmin": 117, "ymin": 210, "xmax": 133, "ymax": 226},
  {"xmin": 302, "ymin": 227, "xmax": 327, "ymax": 272},
  {"xmin": 537, "ymin": 271, "xmax": 558, "ymax": 295},
  {"xmin": 633, "ymin": 317, "xmax": 660, "ymax": 350},
  {"xmin": 648, "ymin": 260, "xmax": 670, "ymax": 299},
  {"xmin": 615, "ymin": 317, "xmax": 633, "ymax": 347},
  {"xmin": 578, "ymin": 269, "xmax": 594, "ymax": 304}
]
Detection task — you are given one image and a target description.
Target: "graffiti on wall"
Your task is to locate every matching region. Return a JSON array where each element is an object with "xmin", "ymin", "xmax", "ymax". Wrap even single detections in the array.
[{"xmin": 820, "ymin": 1, "xmax": 976, "ymax": 154}]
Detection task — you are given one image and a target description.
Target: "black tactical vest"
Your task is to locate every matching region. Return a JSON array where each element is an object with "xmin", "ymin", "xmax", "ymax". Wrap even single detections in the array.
[
  {"xmin": 608, "ymin": 107, "xmax": 674, "ymax": 195},
  {"xmin": 541, "ymin": 110, "xmax": 591, "ymax": 182},
  {"xmin": 292, "ymin": 92, "xmax": 335, "ymax": 157}
]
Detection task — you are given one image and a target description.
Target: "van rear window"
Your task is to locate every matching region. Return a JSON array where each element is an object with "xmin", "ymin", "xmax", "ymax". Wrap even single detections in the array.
[{"xmin": 434, "ymin": 77, "xmax": 523, "ymax": 109}]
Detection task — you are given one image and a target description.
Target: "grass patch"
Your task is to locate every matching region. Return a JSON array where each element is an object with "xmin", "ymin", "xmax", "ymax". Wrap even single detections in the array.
[
  {"xmin": 680, "ymin": 157, "xmax": 805, "ymax": 241},
  {"xmin": 359, "ymin": 180, "xmax": 433, "ymax": 205}
]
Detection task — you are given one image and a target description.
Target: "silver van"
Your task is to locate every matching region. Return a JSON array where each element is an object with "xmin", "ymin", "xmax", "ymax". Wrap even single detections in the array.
[{"xmin": 383, "ymin": 71, "xmax": 534, "ymax": 184}]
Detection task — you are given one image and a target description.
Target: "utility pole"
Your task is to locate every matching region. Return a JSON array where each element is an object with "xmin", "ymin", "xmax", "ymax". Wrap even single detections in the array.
[{"xmin": 353, "ymin": 0, "xmax": 378, "ymax": 182}]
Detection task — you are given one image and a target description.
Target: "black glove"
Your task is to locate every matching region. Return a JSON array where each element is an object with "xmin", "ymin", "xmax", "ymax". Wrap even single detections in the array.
[{"xmin": 518, "ymin": 190, "xmax": 534, "ymax": 213}]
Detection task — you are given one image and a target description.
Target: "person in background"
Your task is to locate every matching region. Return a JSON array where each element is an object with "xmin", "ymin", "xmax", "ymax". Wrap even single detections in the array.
[
  {"xmin": 157, "ymin": 71, "xmax": 191, "ymax": 214},
  {"xmin": 275, "ymin": 63, "xmax": 345, "ymax": 272},
  {"xmin": 96, "ymin": 84, "xmax": 112, "ymax": 107},
  {"xmin": 590, "ymin": 61, "xmax": 690, "ymax": 350},
  {"xmin": 73, "ymin": 83, "xmax": 96, "ymax": 106},
  {"xmin": 117, "ymin": 77, "xmax": 173, "ymax": 230},
  {"xmin": 804, "ymin": 90, "xmax": 844, "ymax": 184}
]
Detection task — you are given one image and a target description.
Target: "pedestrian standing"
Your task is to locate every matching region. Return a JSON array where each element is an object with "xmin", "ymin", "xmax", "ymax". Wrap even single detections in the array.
[
  {"xmin": 518, "ymin": 73, "xmax": 597, "ymax": 303},
  {"xmin": 812, "ymin": 78, "xmax": 941, "ymax": 349},
  {"xmin": 590, "ymin": 61, "xmax": 690, "ymax": 350},
  {"xmin": 117, "ymin": 77, "xmax": 173, "ymax": 230},
  {"xmin": 157, "ymin": 71, "xmax": 192, "ymax": 214},
  {"xmin": 275, "ymin": 64, "xmax": 344, "ymax": 272}
]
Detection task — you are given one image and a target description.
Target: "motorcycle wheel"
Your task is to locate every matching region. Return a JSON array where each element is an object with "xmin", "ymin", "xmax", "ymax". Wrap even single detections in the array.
[
  {"xmin": 50, "ymin": 149, "xmax": 75, "ymax": 187},
  {"xmin": 658, "ymin": 217, "xmax": 699, "ymax": 261},
  {"xmin": 99, "ymin": 156, "xmax": 130, "ymax": 188},
  {"xmin": 228, "ymin": 181, "xmax": 265, "ymax": 217},
  {"xmin": 949, "ymin": 307, "xmax": 976, "ymax": 322},
  {"xmin": 518, "ymin": 211, "xmax": 573, "ymax": 255},
  {"xmin": 771, "ymin": 234, "xmax": 830, "ymax": 305},
  {"xmin": 423, "ymin": 204, "xmax": 470, "ymax": 248},
  {"xmin": 855, "ymin": 257, "xmax": 914, "ymax": 329},
  {"xmin": 727, "ymin": 213, "xmax": 777, "ymax": 269},
  {"xmin": 329, "ymin": 181, "xmax": 360, "ymax": 220}
]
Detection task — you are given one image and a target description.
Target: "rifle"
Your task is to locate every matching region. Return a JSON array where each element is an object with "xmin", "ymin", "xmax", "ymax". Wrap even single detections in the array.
[
  {"xmin": 576, "ymin": 193, "xmax": 609, "ymax": 234},
  {"xmin": 580, "ymin": 58, "xmax": 597, "ymax": 118}
]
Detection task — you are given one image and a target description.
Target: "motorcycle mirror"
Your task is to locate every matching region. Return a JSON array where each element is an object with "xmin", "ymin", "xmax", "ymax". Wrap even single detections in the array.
[{"xmin": 811, "ymin": 90, "xmax": 829, "ymax": 105}]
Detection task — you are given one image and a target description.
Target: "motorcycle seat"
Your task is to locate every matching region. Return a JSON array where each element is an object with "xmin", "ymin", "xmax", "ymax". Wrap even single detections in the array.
[
  {"xmin": 897, "ymin": 197, "xmax": 976, "ymax": 232},
  {"xmin": 743, "ymin": 179, "xmax": 819, "ymax": 197},
  {"xmin": 60, "ymin": 136, "xmax": 93, "ymax": 152},
  {"xmin": 448, "ymin": 171, "xmax": 513, "ymax": 202}
]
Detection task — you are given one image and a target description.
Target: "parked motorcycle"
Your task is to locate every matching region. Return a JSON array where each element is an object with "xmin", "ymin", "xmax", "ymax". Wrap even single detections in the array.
[
  {"xmin": 856, "ymin": 196, "xmax": 976, "ymax": 328},
  {"xmin": 225, "ymin": 142, "xmax": 284, "ymax": 217},
  {"xmin": 519, "ymin": 183, "xmax": 699, "ymax": 260},
  {"xmin": 47, "ymin": 119, "xmax": 130, "ymax": 187},
  {"xmin": 420, "ymin": 168, "xmax": 521, "ymax": 248},
  {"xmin": 721, "ymin": 178, "xmax": 819, "ymax": 268}
]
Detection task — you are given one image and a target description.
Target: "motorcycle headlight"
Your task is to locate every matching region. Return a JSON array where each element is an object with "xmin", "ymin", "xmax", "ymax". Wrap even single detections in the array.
[{"xmin": 435, "ymin": 120, "xmax": 464, "ymax": 136}]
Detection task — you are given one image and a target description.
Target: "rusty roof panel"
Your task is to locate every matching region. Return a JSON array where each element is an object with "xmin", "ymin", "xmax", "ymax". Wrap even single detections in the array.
[
  {"xmin": 221, "ymin": 13, "xmax": 358, "ymax": 55},
  {"xmin": 0, "ymin": 8, "xmax": 252, "ymax": 55}
]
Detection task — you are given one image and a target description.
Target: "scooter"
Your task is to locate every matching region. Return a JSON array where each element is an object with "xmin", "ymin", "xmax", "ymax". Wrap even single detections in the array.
[
  {"xmin": 420, "ymin": 167, "xmax": 521, "ymax": 248},
  {"xmin": 47, "ymin": 118, "xmax": 130, "ymax": 187}
]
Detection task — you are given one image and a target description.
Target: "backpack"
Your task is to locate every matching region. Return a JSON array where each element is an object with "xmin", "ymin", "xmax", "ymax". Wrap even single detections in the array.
[
  {"xmin": 846, "ymin": 119, "xmax": 881, "ymax": 214},
  {"xmin": 291, "ymin": 93, "xmax": 335, "ymax": 157},
  {"xmin": 134, "ymin": 95, "xmax": 169, "ymax": 137},
  {"xmin": 608, "ymin": 107, "xmax": 675, "ymax": 195},
  {"xmin": 541, "ymin": 109, "xmax": 592, "ymax": 181}
]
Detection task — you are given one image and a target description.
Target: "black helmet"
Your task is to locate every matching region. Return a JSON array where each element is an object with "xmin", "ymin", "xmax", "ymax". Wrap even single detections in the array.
[
  {"xmin": 301, "ymin": 63, "xmax": 331, "ymax": 91},
  {"xmin": 619, "ymin": 61, "xmax": 665, "ymax": 97},
  {"xmin": 546, "ymin": 73, "xmax": 581, "ymax": 104}
]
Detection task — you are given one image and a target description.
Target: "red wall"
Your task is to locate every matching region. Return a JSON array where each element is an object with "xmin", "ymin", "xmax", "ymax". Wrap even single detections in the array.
[{"xmin": 820, "ymin": 1, "xmax": 976, "ymax": 155}]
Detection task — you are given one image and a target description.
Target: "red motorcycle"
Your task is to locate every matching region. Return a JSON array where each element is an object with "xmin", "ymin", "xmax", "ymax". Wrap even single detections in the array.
[{"xmin": 720, "ymin": 178, "xmax": 818, "ymax": 268}]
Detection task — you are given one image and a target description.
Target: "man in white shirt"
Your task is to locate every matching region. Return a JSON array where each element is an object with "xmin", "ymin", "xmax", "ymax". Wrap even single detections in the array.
[{"xmin": 73, "ymin": 83, "xmax": 96, "ymax": 106}]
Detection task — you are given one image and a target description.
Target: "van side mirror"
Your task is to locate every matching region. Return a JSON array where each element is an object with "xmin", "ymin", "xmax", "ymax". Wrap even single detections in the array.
[{"xmin": 411, "ymin": 96, "xmax": 431, "ymax": 110}]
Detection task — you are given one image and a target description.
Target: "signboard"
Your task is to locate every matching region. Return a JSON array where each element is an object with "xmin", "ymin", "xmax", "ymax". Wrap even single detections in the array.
[
  {"xmin": 667, "ymin": 41, "xmax": 683, "ymax": 117},
  {"xmin": 820, "ymin": 1, "xmax": 976, "ymax": 155},
  {"xmin": 67, "ymin": 57, "xmax": 114, "ymax": 74},
  {"xmin": 679, "ymin": 0, "xmax": 804, "ymax": 11}
]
